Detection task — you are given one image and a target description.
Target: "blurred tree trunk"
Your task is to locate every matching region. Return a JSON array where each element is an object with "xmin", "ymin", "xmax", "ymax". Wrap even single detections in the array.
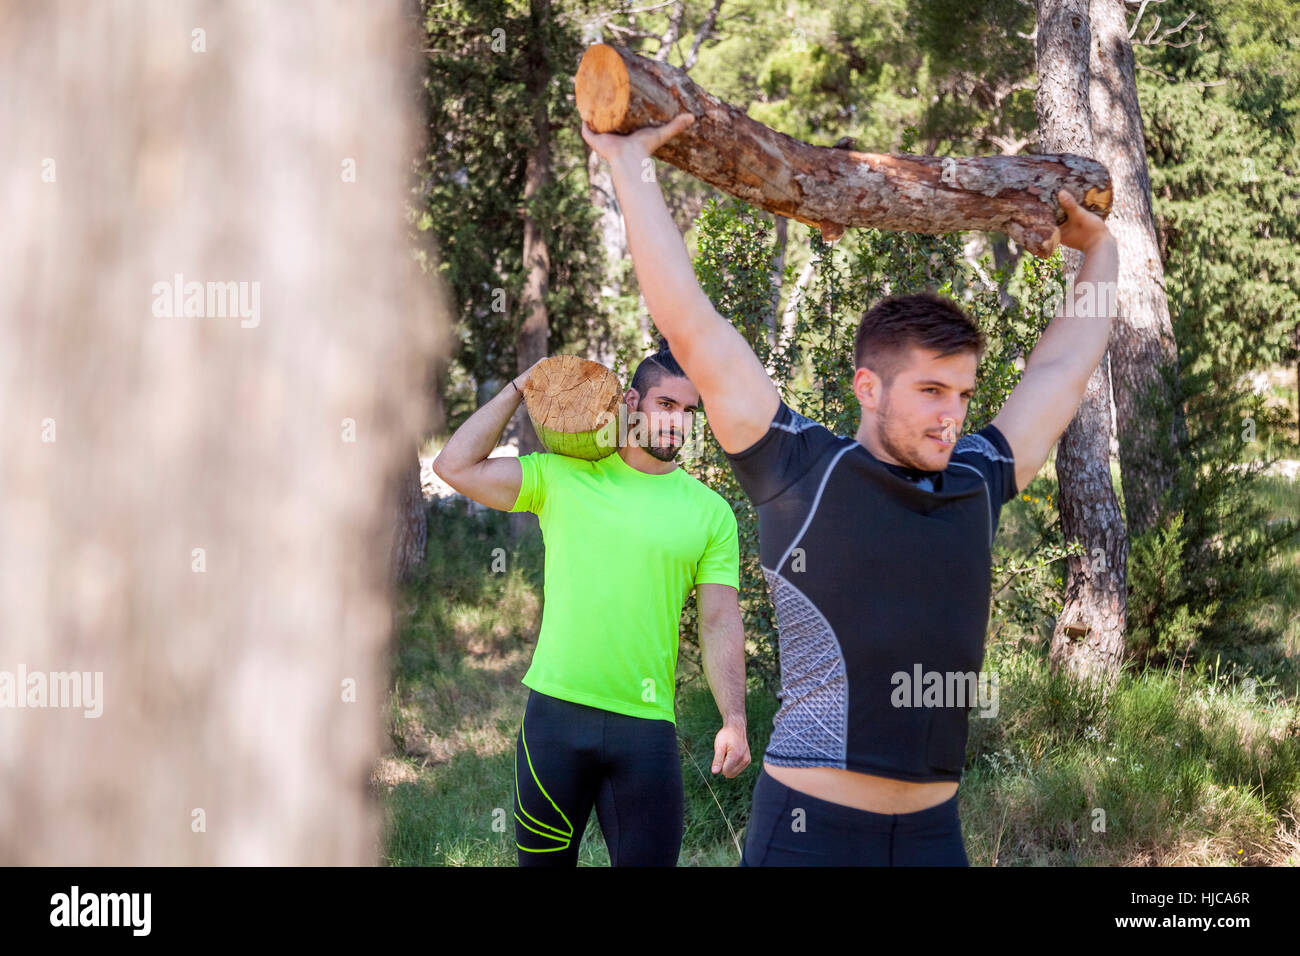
[
  {"xmin": 1088, "ymin": 0, "xmax": 1182, "ymax": 534},
  {"xmin": 0, "ymin": 0, "xmax": 445, "ymax": 864},
  {"xmin": 1036, "ymin": 0, "xmax": 1129, "ymax": 684}
]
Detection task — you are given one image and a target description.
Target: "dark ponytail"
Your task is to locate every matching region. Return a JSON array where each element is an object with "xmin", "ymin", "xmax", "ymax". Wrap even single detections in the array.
[{"xmin": 630, "ymin": 333, "xmax": 686, "ymax": 395}]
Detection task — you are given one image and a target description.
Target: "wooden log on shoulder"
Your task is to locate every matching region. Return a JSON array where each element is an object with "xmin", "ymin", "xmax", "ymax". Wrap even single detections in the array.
[
  {"xmin": 575, "ymin": 43, "xmax": 1112, "ymax": 257},
  {"xmin": 521, "ymin": 355, "xmax": 623, "ymax": 460}
]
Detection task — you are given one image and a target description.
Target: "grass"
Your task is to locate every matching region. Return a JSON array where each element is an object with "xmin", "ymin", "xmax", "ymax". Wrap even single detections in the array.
[
  {"xmin": 961, "ymin": 647, "xmax": 1300, "ymax": 865},
  {"xmin": 377, "ymin": 464, "xmax": 1300, "ymax": 866}
]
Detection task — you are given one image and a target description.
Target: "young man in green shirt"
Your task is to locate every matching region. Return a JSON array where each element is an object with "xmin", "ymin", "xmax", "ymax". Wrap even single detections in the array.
[{"xmin": 432, "ymin": 341, "xmax": 750, "ymax": 866}]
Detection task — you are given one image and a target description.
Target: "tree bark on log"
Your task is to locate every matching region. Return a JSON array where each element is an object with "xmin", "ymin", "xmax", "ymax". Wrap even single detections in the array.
[
  {"xmin": 576, "ymin": 42, "xmax": 1113, "ymax": 255},
  {"xmin": 1088, "ymin": 0, "xmax": 1183, "ymax": 535},
  {"xmin": 0, "ymin": 0, "xmax": 444, "ymax": 864},
  {"xmin": 1036, "ymin": 0, "xmax": 1129, "ymax": 684}
]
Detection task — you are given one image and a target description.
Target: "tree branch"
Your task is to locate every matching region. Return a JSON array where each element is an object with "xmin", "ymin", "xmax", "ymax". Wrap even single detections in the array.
[
  {"xmin": 684, "ymin": 0, "xmax": 725, "ymax": 70},
  {"xmin": 653, "ymin": 0, "xmax": 684, "ymax": 62},
  {"xmin": 1125, "ymin": 0, "xmax": 1204, "ymax": 48}
]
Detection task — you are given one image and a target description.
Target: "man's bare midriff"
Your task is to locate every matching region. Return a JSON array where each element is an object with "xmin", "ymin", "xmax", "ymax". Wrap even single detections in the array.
[{"xmin": 764, "ymin": 762, "xmax": 958, "ymax": 814}]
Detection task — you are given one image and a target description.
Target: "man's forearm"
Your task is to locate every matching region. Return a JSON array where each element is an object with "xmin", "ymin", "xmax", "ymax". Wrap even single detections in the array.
[
  {"xmin": 1025, "ymin": 235, "xmax": 1119, "ymax": 379},
  {"xmin": 433, "ymin": 379, "xmax": 524, "ymax": 475},
  {"xmin": 700, "ymin": 612, "xmax": 747, "ymax": 728},
  {"xmin": 607, "ymin": 153, "xmax": 709, "ymax": 336}
]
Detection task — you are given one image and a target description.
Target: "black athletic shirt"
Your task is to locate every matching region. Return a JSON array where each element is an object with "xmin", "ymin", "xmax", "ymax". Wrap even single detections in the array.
[{"xmin": 726, "ymin": 399, "xmax": 1019, "ymax": 783}]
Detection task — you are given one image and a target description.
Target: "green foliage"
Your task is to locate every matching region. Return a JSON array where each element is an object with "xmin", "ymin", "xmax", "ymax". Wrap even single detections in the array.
[
  {"xmin": 1139, "ymin": 0, "xmax": 1300, "ymax": 384},
  {"xmin": 1126, "ymin": 511, "xmax": 1221, "ymax": 661},
  {"xmin": 1123, "ymin": 278, "xmax": 1300, "ymax": 668},
  {"xmin": 988, "ymin": 478, "xmax": 1083, "ymax": 651},
  {"xmin": 680, "ymin": 0, "xmax": 1032, "ymax": 156},
  {"xmin": 415, "ymin": 0, "xmax": 616, "ymax": 428},
  {"xmin": 905, "ymin": 0, "xmax": 1037, "ymax": 153}
]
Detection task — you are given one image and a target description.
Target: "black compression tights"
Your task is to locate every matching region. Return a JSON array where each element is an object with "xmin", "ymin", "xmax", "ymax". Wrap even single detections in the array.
[
  {"xmin": 740, "ymin": 767, "xmax": 969, "ymax": 866},
  {"xmin": 514, "ymin": 690, "xmax": 684, "ymax": 867}
]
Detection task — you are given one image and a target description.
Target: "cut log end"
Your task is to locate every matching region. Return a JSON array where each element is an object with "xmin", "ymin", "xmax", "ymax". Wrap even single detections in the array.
[
  {"xmin": 1083, "ymin": 185, "xmax": 1113, "ymax": 217},
  {"xmin": 520, "ymin": 355, "xmax": 623, "ymax": 460},
  {"xmin": 576, "ymin": 44, "xmax": 631, "ymax": 133}
]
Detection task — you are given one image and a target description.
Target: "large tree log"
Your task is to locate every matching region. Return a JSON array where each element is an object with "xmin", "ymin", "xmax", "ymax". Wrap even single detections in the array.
[
  {"xmin": 521, "ymin": 355, "xmax": 623, "ymax": 460},
  {"xmin": 576, "ymin": 43, "xmax": 1112, "ymax": 255}
]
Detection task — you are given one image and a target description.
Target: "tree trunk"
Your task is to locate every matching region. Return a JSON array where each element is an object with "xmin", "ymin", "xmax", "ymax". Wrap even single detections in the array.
[
  {"xmin": 1050, "ymin": 354, "xmax": 1131, "ymax": 681},
  {"xmin": 391, "ymin": 451, "xmax": 430, "ymax": 584},
  {"xmin": 1036, "ymin": 0, "xmax": 1129, "ymax": 684},
  {"xmin": 0, "ymin": 0, "xmax": 445, "ymax": 863},
  {"xmin": 513, "ymin": 0, "xmax": 555, "ymax": 458},
  {"xmin": 990, "ymin": 234, "xmax": 1023, "ymax": 311},
  {"xmin": 1088, "ymin": 0, "xmax": 1182, "ymax": 534},
  {"xmin": 576, "ymin": 43, "xmax": 1113, "ymax": 253},
  {"xmin": 586, "ymin": 142, "xmax": 628, "ymax": 369}
]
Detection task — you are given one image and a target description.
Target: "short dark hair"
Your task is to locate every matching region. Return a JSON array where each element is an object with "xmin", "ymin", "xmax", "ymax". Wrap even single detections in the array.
[
  {"xmin": 630, "ymin": 336, "xmax": 687, "ymax": 397},
  {"xmin": 853, "ymin": 292, "xmax": 985, "ymax": 386}
]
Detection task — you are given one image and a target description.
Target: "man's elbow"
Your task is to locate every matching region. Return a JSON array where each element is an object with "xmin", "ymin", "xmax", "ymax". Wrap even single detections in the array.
[
  {"xmin": 654, "ymin": 293, "xmax": 718, "ymax": 344},
  {"xmin": 699, "ymin": 607, "xmax": 742, "ymax": 641},
  {"xmin": 431, "ymin": 451, "xmax": 460, "ymax": 487}
]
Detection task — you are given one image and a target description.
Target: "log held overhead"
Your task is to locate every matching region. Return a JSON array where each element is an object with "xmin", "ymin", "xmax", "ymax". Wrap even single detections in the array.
[{"xmin": 576, "ymin": 43, "xmax": 1111, "ymax": 256}]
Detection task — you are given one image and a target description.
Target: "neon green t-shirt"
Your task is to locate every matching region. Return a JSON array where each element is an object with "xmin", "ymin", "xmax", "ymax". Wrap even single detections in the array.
[{"xmin": 510, "ymin": 449, "xmax": 740, "ymax": 724}]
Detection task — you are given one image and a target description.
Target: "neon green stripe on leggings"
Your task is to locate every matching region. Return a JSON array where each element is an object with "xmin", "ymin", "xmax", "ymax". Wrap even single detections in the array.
[{"xmin": 514, "ymin": 720, "xmax": 574, "ymax": 852}]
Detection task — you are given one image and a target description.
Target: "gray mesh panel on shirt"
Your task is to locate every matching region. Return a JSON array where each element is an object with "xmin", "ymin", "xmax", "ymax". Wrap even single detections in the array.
[
  {"xmin": 954, "ymin": 431, "xmax": 1013, "ymax": 463},
  {"xmin": 762, "ymin": 567, "xmax": 848, "ymax": 767}
]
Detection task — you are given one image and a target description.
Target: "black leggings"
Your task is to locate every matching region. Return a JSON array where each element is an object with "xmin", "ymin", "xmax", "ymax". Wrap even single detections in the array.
[
  {"xmin": 740, "ymin": 767, "xmax": 969, "ymax": 866},
  {"xmin": 514, "ymin": 690, "xmax": 683, "ymax": 867}
]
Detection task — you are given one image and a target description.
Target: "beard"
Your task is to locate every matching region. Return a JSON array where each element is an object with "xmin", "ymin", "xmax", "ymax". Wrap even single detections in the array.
[
  {"xmin": 643, "ymin": 430, "xmax": 683, "ymax": 462},
  {"xmin": 645, "ymin": 441, "xmax": 680, "ymax": 462},
  {"xmin": 877, "ymin": 389, "xmax": 935, "ymax": 471},
  {"xmin": 635, "ymin": 401, "xmax": 684, "ymax": 462}
]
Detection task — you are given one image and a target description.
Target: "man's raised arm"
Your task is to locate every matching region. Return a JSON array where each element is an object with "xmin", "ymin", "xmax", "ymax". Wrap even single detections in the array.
[
  {"xmin": 431, "ymin": 359, "xmax": 543, "ymax": 512},
  {"xmin": 582, "ymin": 115, "xmax": 779, "ymax": 455},
  {"xmin": 992, "ymin": 191, "xmax": 1120, "ymax": 492}
]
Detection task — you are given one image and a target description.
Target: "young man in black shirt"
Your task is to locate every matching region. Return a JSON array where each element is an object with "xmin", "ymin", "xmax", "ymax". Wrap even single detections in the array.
[{"xmin": 583, "ymin": 112, "xmax": 1117, "ymax": 865}]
